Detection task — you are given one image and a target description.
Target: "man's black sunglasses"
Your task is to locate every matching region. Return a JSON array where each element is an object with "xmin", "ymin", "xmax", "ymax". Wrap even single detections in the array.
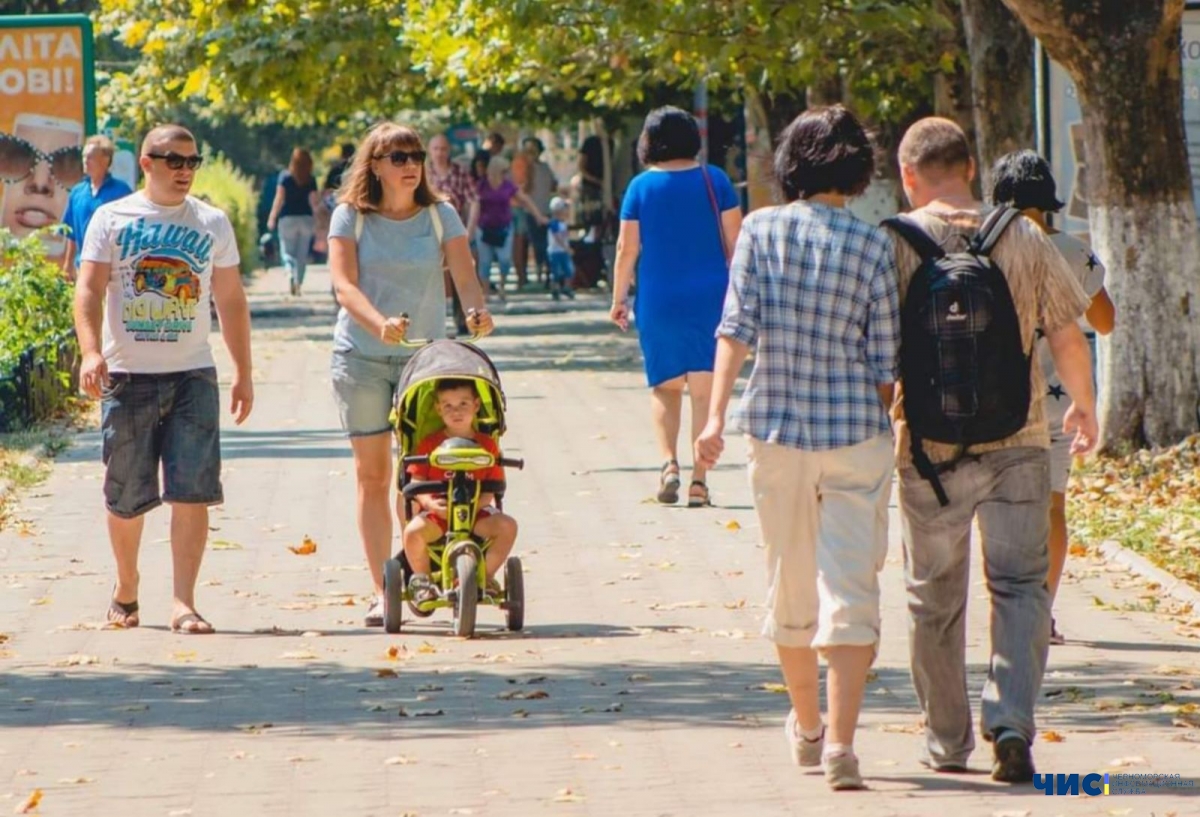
[
  {"xmin": 375, "ymin": 149, "xmax": 426, "ymax": 166},
  {"xmin": 146, "ymin": 152, "xmax": 204, "ymax": 170}
]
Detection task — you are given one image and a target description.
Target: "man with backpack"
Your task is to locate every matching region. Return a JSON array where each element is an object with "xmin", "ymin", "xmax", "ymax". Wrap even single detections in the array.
[{"xmin": 882, "ymin": 118, "xmax": 1098, "ymax": 783}]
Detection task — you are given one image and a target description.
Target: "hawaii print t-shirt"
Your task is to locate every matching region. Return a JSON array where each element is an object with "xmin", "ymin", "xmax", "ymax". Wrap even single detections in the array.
[{"xmin": 81, "ymin": 192, "xmax": 239, "ymax": 374}]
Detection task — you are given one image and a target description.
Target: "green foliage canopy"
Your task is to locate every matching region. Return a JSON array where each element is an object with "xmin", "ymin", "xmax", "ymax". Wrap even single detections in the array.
[{"xmin": 97, "ymin": 0, "xmax": 949, "ymax": 128}]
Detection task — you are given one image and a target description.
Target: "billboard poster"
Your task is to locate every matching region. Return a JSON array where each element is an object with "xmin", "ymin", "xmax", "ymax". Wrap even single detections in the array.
[
  {"xmin": 0, "ymin": 15, "xmax": 95, "ymax": 259},
  {"xmin": 1045, "ymin": 9, "xmax": 1200, "ymax": 240}
]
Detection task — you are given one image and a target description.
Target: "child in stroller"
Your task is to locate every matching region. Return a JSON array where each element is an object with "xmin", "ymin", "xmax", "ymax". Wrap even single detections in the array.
[
  {"xmin": 384, "ymin": 338, "xmax": 525, "ymax": 637},
  {"xmin": 403, "ymin": 378, "xmax": 518, "ymax": 605}
]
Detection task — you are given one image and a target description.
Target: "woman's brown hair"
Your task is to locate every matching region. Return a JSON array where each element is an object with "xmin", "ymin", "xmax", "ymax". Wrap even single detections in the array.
[
  {"xmin": 288, "ymin": 147, "xmax": 314, "ymax": 187},
  {"xmin": 338, "ymin": 122, "xmax": 445, "ymax": 213}
]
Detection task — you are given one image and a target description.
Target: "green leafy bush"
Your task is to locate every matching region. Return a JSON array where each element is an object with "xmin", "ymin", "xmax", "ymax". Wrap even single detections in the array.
[
  {"xmin": 0, "ymin": 230, "xmax": 75, "ymax": 370},
  {"xmin": 190, "ymin": 147, "xmax": 259, "ymax": 276}
]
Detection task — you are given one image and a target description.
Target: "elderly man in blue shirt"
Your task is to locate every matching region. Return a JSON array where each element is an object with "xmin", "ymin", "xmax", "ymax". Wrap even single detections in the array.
[{"xmin": 61, "ymin": 135, "xmax": 133, "ymax": 280}]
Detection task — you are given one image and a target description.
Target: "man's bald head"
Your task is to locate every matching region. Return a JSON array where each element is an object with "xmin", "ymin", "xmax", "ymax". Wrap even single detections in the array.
[{"xmin": 141, "ymin": 124, "xmax": 196, "ymax": 156}]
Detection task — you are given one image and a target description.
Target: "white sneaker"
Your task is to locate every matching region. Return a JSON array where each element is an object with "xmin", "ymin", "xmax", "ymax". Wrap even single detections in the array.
[
  {"xmin": 785, "ymin": 709, "xmax": 824, "ymax": 767},
  {"xmin": 824, "ymin": 752, "xmax": 865, "ymax": 790}
]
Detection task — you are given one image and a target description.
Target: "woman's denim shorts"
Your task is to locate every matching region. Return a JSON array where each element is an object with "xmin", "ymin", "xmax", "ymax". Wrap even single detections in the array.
[{"xmin": 330, "ymin": 349, "xmax": 411, "ymax": 437}]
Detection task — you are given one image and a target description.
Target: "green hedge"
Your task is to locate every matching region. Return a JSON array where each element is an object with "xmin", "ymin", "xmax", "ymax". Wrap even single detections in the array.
[
  {"xmin": 0, "ymin": 230, "xmax": 74, "ymax": 370},
  {"xmin": 190, "ymin": 148, "xmax": 259, "ymax": 276},
  {"xmin": 0, "ymin": 230, "xmax": 78, "ymax": 431}
]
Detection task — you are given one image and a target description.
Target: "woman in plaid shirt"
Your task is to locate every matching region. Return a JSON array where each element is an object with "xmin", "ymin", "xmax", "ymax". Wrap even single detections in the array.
[{"xmin": 696, "ymin": 106, "xmax": 901, "ymax": 791}]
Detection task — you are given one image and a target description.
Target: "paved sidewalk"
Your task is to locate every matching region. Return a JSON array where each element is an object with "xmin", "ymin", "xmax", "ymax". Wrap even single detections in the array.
[{"xmin": 1, "ymin": 265, "xmax": 1198, "ymax": 816}]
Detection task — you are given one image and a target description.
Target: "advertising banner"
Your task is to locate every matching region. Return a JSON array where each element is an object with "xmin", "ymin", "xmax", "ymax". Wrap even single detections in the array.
[{"xmin": 0, "ymin": 15, "xmax": 95, "ymax": 258}]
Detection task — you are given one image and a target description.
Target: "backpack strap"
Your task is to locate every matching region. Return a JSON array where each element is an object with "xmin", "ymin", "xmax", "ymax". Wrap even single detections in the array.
[
  {"xmin": 881, "ymin": 216, "xmax": 945, "ymax": 264},
  {"xmin": 909, "ymin": 432, "xmax": 951, "ymax": 507},
  {"xmin": 970, "ymin": 205, "xmax": 1020, "ymax": 256}
]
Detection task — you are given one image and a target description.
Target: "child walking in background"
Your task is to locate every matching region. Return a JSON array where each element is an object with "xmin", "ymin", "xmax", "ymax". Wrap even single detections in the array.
[{"xmin": 547, "ymin": 197, "xmax": 576, "ymax": 301}]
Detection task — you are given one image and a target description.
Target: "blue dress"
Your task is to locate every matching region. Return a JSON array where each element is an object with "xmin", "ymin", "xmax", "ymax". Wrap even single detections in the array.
[{"xmin": 620, "ymin": 165, "xmax": 739, "ymax": 386}]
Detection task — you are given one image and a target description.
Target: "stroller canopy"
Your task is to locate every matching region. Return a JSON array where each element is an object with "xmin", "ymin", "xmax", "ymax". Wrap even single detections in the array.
[{"xmin": 395, "ymin": 340, "xmax": 507, "ymax": 449}]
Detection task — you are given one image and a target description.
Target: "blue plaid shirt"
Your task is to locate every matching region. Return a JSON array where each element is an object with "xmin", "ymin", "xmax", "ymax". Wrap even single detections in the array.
[{"xmin": 717, "ymin": 201, "xmax": 901, "ymax": 451}]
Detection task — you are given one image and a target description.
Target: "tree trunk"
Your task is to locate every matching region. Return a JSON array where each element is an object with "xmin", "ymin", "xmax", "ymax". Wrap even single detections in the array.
[
  {"xmin": 1002, "ymin": 0, "xmax": 1200, "ymax": 449},
  {"xmin": 960, "ymin": 0, "xmax": 1035, "ymax": 193},
  {"xmin": 934, "ymin": 0, "xmax": 982, "ymax": 198}
]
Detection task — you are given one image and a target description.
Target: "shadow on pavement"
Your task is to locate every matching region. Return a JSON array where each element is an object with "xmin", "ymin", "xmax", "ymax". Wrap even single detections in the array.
[
  {"xmin": 220, "ymin": 428, "xmax": 349, "ymax": 461},
  {"xmin": 1, "ymin": 655, "xmax": 1194, "ymax": 741}
]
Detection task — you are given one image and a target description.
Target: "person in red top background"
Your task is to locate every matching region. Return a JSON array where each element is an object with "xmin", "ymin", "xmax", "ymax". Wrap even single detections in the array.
[{"xmin": 402, "ymin": 379, "xmax": 518, "ymax": 604}]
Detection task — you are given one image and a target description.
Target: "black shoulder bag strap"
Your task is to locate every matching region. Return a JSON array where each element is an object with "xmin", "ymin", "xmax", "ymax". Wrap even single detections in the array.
[
  {"xmin": 881, "ymin": 215, "xmax": 946, "ymax": 264},
  {"xmin": 970, "ymin": 205, "xmax": 1021, "ymax": 256}
]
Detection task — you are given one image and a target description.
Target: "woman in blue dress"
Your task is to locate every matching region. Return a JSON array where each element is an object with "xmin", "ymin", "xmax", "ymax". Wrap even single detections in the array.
[{"xmin": 611, "ymin": 107, "xmax": 743, "ymax": 506}]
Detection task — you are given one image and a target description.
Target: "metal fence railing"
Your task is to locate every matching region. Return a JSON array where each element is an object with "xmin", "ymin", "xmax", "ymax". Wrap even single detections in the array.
[{"xmin": 0, "ymin": 331, "xmax": 80, "ymax": 433}]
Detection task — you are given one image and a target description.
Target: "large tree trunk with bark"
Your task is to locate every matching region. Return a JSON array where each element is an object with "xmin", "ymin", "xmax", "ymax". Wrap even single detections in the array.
[
  {"xmin": 1002, "ymin": 0, "xmax": 1200, "ymax": 449},
  {"xmin": 960, "ymin": 0, "xmax": 1035, "ymax": 192},
  {"xmin": 934, "ymin": 0, "xmax": 983, "ymax": 197}
]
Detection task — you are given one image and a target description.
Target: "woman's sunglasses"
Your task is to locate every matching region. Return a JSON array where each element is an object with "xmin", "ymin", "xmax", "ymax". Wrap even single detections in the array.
[
  {"xmin": 375, "ymin": 149, "xmax": 426, "ymax": 167},
  {"xmin": 146, "ymin": 152, "xmax": 205, "ymax": 170},
  {"xmin": 0, "ymin": 133, "xmax": 84, "ymax": 189}
]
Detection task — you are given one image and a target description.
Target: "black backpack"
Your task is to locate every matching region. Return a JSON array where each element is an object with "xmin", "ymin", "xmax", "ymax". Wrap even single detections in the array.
[{"xmin": 882, "ymin": 206, "xmax": 1030, "ymax": 506}]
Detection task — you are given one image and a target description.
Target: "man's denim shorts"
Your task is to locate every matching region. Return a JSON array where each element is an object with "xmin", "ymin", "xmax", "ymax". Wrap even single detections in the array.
[
  {"xmin": 331, "ymin": 349, "xmax": 411, "ymax": 437},
  {"xmin": 101, "ymin": 367, "xmax": 223, "ymax": 519}
]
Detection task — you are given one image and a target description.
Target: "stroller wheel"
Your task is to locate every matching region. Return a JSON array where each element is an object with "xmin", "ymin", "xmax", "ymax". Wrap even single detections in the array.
[
  {"xmin": 452, "ymin": 552, "xmax": 478, "ymax": 638},
  {"xmin": 382, "ymin": 558, "xmax": 404, "ymax": 634},
  {"xmin": 504, "ymin": 556, "xmax": 524, "ymax": 632}
]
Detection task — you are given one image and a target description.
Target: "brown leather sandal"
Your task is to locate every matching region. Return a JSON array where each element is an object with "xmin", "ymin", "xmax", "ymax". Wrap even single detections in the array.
[
  {"xmin": 687, "ymin": 480, "xmax": 712, "ymax": 508},
  {"xmin": 657, "ymin": 460, "xmax": 681, "ymax": 504}
]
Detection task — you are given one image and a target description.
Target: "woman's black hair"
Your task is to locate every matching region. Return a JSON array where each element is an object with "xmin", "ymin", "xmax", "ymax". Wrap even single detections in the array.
[
  {"xmin": 989, "ymin": 149, "xmax": 1065, "ymax": 213},
  {"xmin": 773, "ymin": 106, "xmax": 875, "ymax": 202},
  {"xmin": 579, "ymin": 135, "xmax": 605, "ymax": 179},
  {"xmin": 636, "ymin": 106, "xmax": 702, "ymax": 165}
]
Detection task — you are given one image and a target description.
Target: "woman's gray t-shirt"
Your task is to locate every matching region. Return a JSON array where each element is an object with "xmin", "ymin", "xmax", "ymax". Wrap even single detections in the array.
[{"xmin": 329, "ymin": 201, "xmax": 466, "ymax": 357}]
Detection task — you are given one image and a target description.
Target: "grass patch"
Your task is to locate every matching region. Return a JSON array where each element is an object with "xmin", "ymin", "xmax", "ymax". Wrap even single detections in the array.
[
  {"xmin": 0, "ymin": 417, "xmax": 78, "ymax": 530},
  {"xmin": 1068, "ymin": 434, "xmax": 1200, "ymax": 591}
]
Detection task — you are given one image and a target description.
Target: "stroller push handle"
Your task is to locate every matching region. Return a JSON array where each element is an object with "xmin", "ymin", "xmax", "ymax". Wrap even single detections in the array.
[
  {"xmin": 499, "ymin": 457, "xmax": 525, "ymax": 470},
  {"xmin": 394, "ymin": 312, "xmax": 486, "ymax": 347},
  {"xmin": 402, "ymin": 454, "xmax": 430, "ymax": 466}
]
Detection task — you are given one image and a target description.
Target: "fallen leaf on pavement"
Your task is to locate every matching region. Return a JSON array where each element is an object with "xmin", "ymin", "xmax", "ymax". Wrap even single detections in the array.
[
  {"xmin": 52, "ymin": 654, "xmax": 99, "ymax": 667},
  {"xmin": 723, "ymin": 520, "xmax": 741, "ymax": 531},
  {"xmin": 237, "ymin": 723, "xmax": 273, "ymax": 733},
  {"xmin": 879, "ymin": 722, "xmax": 924, "ymax": 735},
  {"xmin": 56, "ymin": 777, "xmax": 94, "ymax": 784},
  {"xmin": 753, "ymin": 682, "xmax": 788, "ymax": 694},
  {"xmin": 288, "ymin": 536, "xmax": 318, "ymax": 556},
  {"xmin": 287, "ymin": 756, "xmax": 314, "ymax": 763},
  {"xmin": 375, "ymin": 668, "xmax": 399, "ymax": 678},
  {"xmin": 648, "ymin": 600, "xmax": 706, "ymax": 611},
  {"xmin": 723, "ymin": 599, "xmax": 746, "ymax": 610},
  {"xmin": 1041, "ymin": 730, "xmax": 1065, "ymax": 742},
  {"xmin": 15, "ymin": 789, "xmax": 42, "ymax": 813},
  {"xmin": 512, "ymin": 709, "xmax": 529, "ymax": 718},
  {"xmin": 211, "ymin": 540, "xmax": 243, "ymax": 550},
  {"xmin": 1068, "ymin": 543, "xmax": 1088, "ymax": 557},
  {"xmin": 497, "ymin": 689, "xmax": 549, "ymax": 700},
  {"xmin": 417, "ymin": 642, "xmax": 438, "ymax": 654},
  {"xmin": 384, "ymin": 755, "xmax": 416, "ymax": 765},
  {"xmin": 29, "ymin": 596, "xmax": 51, "ymax": 606},
  {"xmin": 554, "ymin": 788, "xmax": 586, "ymax": 803},
  {"xmin": 1105, "ymin": 756, "xmax": 1147, "ymax": 768},
  {"xmin": 281, "ymin": 650, "xmax": 318, "ymax": 660},
  {"xmin": 627, "ymin": 673, "xmax": 651, "ymax": 682}
]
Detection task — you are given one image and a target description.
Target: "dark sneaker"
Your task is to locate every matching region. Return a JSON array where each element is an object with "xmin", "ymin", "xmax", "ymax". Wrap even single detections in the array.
[{"xmin": 991, "ymin": 731, "xmax": 1035, "ymax": 783}]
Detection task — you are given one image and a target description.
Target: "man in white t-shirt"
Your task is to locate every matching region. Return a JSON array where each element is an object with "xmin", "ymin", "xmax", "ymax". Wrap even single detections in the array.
[{"xmin": 73, "ymin": 124, "xmax": 254, "ymax": 635}]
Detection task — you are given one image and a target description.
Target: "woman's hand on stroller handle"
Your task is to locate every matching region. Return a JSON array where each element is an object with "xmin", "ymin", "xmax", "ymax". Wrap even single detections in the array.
[
  {"xmin": 392, "ymin": 309, "xmax": 494, "ymax": 347},
  {"xmin": 380, "ymin": 313, "xmax": 411, "ymax": 345}
]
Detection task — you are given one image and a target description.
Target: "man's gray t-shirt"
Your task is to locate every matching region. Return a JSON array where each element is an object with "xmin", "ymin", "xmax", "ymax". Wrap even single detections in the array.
[{"xmin": 329, "ymin": 202, "xmax": 465, "ymax": 357}]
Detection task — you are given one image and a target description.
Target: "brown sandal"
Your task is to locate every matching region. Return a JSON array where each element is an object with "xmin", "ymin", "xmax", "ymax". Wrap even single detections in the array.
[
  {"xmin": 107, "ymin": 594, "xmax": 140, "ymax": 628},
  {"xmin": 657, "ymin": 460, "xmax": 681, "ymax": 504},
  {"xmin": 687, "ymin": 481, "xmax": 712, "ymax": 508},
  {"xmin": 170, "ymin": 612, "xmax": 215, "ymax": 635}
]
